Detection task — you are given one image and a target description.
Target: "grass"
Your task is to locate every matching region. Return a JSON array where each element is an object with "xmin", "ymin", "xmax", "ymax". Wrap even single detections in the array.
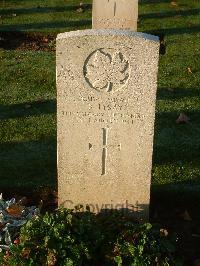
[
  {"xmin": 0, "ymin": 0, "xmax": 200, "ymax": 202},
  {"xmin": 0, "ymin": 0, "xmax": 92, "ymax": 32},
  {"xmin": 0, "ymin": 50, "xmax": 56, "ymax": 187}
]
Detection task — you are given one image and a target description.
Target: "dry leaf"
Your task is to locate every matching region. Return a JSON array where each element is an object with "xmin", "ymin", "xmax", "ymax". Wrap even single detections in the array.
[
  {"xmin": 187, "ymin": 67, "xmax": 193, "ymax": 73},
  {"xmin": 6, "ymin": 204, "xmax": 24, "ymax": 218},
  {"xmin": 171, "ymin": 1, "xmax": 178, "ymax": 6},
  {"xmin": 160, "ymin": 229, "xmax": 169, "ymax": 237},
  {"xmin": 176, "ymin": 113, "xmax": 190, "ymax": 124},
  {"xmin": 180, "ymin": 210, "xmax": 192, "ymax": 221},
  {"xmin": 14, "ymin": 238, "xmax": 20, "ymax": 245},
  {"xmin": 22, "ymin": 248, "xmax": 31, "ymax": 259},
  {"xmin": 76, "ymin": 7, "xmax": 84, "ymax": 13},
  {"xmin": 5, "ymin": 250, "xmax": 10, "ymax": 257}
]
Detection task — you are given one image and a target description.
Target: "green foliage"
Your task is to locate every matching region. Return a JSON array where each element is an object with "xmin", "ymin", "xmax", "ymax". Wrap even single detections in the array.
[{"xmin": 0, "ymin": 209, "xmax": 183, "ymax": 266}]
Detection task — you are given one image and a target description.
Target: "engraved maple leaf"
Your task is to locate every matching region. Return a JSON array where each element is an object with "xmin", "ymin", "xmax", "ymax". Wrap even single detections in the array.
[{"xmin": 85, "ymin": 50, "xmax": 129, "ymax": 92}]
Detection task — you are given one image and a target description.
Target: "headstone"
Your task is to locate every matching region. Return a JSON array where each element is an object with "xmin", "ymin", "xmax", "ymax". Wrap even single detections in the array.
[
  {"xmin": 92, "ymin": 0, "xmax": 138, "ymax": 31},
  {"xmin": 57, "ymin": 29, "xmax": 159, "ymax": 220}
]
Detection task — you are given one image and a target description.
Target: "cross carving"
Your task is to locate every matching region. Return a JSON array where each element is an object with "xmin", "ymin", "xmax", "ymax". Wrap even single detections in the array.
[
  {"xmin": 106, "ymin": 0, "xmax": 117, "ymax": 16},
  {"xmin": 89, "ymin": 128, "xmax": 121, "ymax": 175}
]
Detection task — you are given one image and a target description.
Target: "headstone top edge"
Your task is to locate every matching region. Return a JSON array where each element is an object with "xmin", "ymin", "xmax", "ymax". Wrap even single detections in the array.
[{"xmin": 56, "ymin": 29, "xmax": 159, "ymax": 43}]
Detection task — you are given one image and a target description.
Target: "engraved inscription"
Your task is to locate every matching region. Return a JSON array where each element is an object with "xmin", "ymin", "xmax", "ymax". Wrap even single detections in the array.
[
  {"xmin": 62, "ymin": 111, "xmax": 145, "ymax": 125},
  {"xmin": 84, "ymin": 49, "xmax": 130, "ymax": 93},
  {"xmin": 95, "ymin": 18, "xmax": 134, "ymax": 29}
]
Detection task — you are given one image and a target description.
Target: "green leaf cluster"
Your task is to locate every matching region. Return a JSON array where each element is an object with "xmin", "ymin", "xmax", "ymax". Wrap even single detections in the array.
[{"xmin": 0, "ymin": 209, "xmax": 183, "ymax": 266}]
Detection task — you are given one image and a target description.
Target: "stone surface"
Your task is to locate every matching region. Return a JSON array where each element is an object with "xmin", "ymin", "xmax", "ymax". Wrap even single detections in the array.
[
  {"xmin": 92, "ymin": 0, "xmax": 138, "ymax": 31},
  {"xmin": 57, "ymin": 29, "xmax": 159, "ymax": 220}
]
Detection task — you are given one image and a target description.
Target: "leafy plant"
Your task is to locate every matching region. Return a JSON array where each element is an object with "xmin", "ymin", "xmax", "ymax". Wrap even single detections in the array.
[{"xmin": 0, "ymin": 207, "xmax": 183, "ymax": 266}]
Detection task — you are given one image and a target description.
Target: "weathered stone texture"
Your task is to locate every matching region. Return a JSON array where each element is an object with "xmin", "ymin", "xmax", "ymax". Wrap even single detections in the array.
[
  {"xmin": 57, "ymin": 30, "xmax": 159, "ymax": 220},
  {"xmin": 92, "ymin": 0, "xmax": 138, "ymax": 31}
]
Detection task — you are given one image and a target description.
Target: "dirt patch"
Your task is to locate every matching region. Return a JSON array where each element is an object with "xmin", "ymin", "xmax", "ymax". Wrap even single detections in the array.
[
  {"xmin": 159, "ymin": 34, "xmax": 166, "ymax": 55},
  {"xmin": 0, "ymin": 186, "xmax": 58, "ymax": 213},
  {"xmin": 0, "ymin": 31, "xmax": 56, "ymax": 51}
]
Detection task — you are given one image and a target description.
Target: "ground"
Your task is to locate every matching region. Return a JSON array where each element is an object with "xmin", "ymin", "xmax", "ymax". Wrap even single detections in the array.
[{"xmin": 0, "ymin": 0, "xmax": 200, "ymax": 264}]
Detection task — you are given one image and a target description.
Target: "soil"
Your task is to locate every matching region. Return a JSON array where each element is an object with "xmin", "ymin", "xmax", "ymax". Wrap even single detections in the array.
[
  {"xmin": 0, "ymin": 31, "xmax": 56, "ymax": 52},
  {"xmin": 0, "ymin": 186, "xmax": 58, "ymax": 213}
]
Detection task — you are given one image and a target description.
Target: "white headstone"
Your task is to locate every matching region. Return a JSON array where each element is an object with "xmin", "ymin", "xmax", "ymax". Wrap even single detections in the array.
[
  {"xmin": 92, "ymin": 0, "xmax": 138, "ymax": 31},
  {"xmin": 57, "ymin": 29, "xmax": 159, "ymax": 220}
]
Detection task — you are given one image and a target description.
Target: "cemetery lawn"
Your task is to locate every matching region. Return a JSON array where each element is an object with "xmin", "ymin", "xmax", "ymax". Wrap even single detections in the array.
[{"xmin": 0, "ymin": 1, "xmax": 200, "ymax": 205}]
